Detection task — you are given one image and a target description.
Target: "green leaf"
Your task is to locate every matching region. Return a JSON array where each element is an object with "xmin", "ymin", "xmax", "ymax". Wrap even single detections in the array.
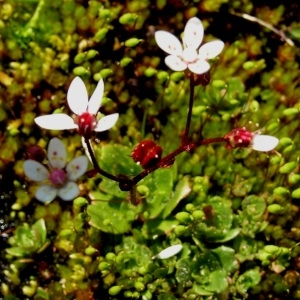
[
  {"xmin": 31, "ymin": 218, "xmax": 47, "ymax": 245},
  {"xmin": 175, "ymin": 257, "xmax": 192, "ymax": 283},
  {"xmin": 236, "ymin": 268, "xmax": 261, "ymax": 296},
  {"xmin": 160, "ymin": 176, "xmax": 191, "ymax": 219},
  {"xmin": 212, "ymin": 246, "xmax": 238, "ymax": 274},
  {"xmin": 87, "ymin": 200, "xmax": 138, "ymax": 233},
  {"xmin": 241, "ymin": 195, "xmax": 266, "ymax": 221},
  {"xmin": 141, "ymin": 168, "xmax": 174, "ymax": 219},
  {"xmin": 6, "ymin": 247, "xmax": 28, "ymax": 257},
  {"xmin": 205, "ymin": 270, "xmax": 228, "ymax": 293}
]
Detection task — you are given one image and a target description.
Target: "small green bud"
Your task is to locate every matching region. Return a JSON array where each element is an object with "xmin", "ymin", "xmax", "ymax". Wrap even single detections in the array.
[
  {"xmin": 138, "ymin": 266, "xmax": 147, "ymax": 275},
  {"xmin": 73, "ymin": 197, "xmax": 88, "ymax": 208},
  {"xmin": 288, "ymin": 173, "xmax": 300, "ymax": 185},
  {"xmin": 192, "ymin": 105, "xmax": 208, "ymax": 116},
  {"xmin": 243, "ymin": 61, "xmax": 256, "ymax": 70},
  {"xmin": 250, "ymin": 100, "xmax": 259, "ymax": 112},
  {"xmin": 137, "ymin": 185, "xmax": 149, "ymax": 197},
  {"xmin": 170, "ymin": 71, "xmax": 183, "ymax": 82},
  {"xmin": 267, "ymin": 204, "xmax": 284, "ymax": 214},
  {"xmin": 98, "ymin": 261, "xmax": 110, "ymax": 271},
  {"xmin": 185, "ymin": 203, "xmax": 194, "ymax": 212},
  {"xmin": 134, "ymin": 281, "xmax": 145, "ymax": 291},
  {"xmin": 99, "ymin": 8, "xmax": 111, "ymax": 18},
  {"xmin": 279, "ymin": 137, "xmax": 293, "ymax": 147},
  {"xmin": 100, "ymin": 68, "xmax": 113, "ymax": 79},
  {"xmin": 105, "ymin": 252, "xmax": 116, "ymax": 262},
  {"xmin": 283, "ymin": 107, "xmax": 298, "ymax": 117},
  {"xmin": 87, "ymin": 49, "xmax": 98, "ymax": 60},
  {"xmin": 279, "ymin": 162, "xmax": 297, "ymax": 174},
  {"xmin": 119, "ymin": 13, "xmax": 137, "ymax": 25},
  {"xmin": 264, "ymin": 245, "xmax": 280, "ymax": 254},
  {"xmin": 192, "ymin": 210, "xmax": 204, "ymax": 220},
  {"xmin": 124, "ymin": 38, "xmax": 142, "ymax": 47},
  {"xmin": 73, "ymin": 66, "xmax": 89, "ymax": 76},
  {"xmin": 85, "ymin": 246, "xmax": 98, "ymax": 256},
  {"xmin": 74, "ymin": 53, "xmax": 87, "ymax": 64},
  {"xmin": 59, "ymin": 229, "xmax": 73, "ymax": 237},
  {"xmin": 93, "ymin": 73, "xmax": 102, "ymax": 82},
  {"xmin": 273, "ymin": 187, "xmax": 289, "ymax": 196},
  {"xmin": 174, "ymin": 225, "xmax": 186, "ymax": 236},
  {"xmin": 120, "ymin": 57, "xmax": 132, "ymax": 67},
  {"xmin": 157, "ymin": 71, "xmax": 169, "ymax": 82},
  {"xmin": 124, "ymin": 291, "xmax": 133, "ymax": 298},
  {"xmin": 212, "ymin": 79, "xmax": 227, "ymax": 89},
  {"xmin": 108, "ymin": 285, "xmax": 121, "ymax": 296},
  {"xmin": 94, "ymin": 28, "xmax": 108, "ymax": 43},
  {"xmin": 292, "ymin": 188, "xmax": 300, "ymax": 199},
  {"xmin": 266, "ymin": 121, "xmax": 280, "ymax": 132},
  {"xmin": 144, "ymin": 67, "xmax": 157, "ymax": 77},
  {"xmin": 283, "ymin": 145, "xmax": 294, "ymax": 155},
  {"xmin": 175, "ymin": 212, "xmax": 192, "ymax": 224},
  {"xmin": 9, "ymin": 128, "xmax": 19, "ymax": 136},
  {"xmin": 269, "ymin": 155, "xmax": 282, "ymax": 165},
  {"xmin": 11, "ymin": 203, "xmax": 22, "ymax": 210}
]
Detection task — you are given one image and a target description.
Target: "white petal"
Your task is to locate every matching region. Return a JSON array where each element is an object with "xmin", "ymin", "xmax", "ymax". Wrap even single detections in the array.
[
  {"xmin": 36, "ymin": 185, "xmax": 57, "ymax": 203},
  {"xmin": 67, "ymin": 76, "xmax": 89, "ymax": 115},
  {"xmin": 24, "ymin": 160, "xmax": 49, "ymax": 182},
  {"xmin": 165, "ymin": 55, "xmax": 187, "ymax": 71},
  {"xmin": 88, "ymin": 78, "xmax": 104, "ymax": 114},
  {"xmin": 58, "ymin": 181, "xmax": 79, "ymax": 201},
  {"xmin": 188, "ymin": 60, "xmax": 210, "ymax": 74},
  {"xmin": 155, "ymin": 31, "xmax": 183, "ymax": 55},
  {"xmin": 34, "ymin": 114, "xmax": 78, "ymax": 130},
  {"xmin": 47, "ymin": 138, "xmax": 67, "ymax": 169},
  {"xmin": 66, "ymin": 156, "xmax": 88, "ymax": 181},
  {"xmin": 94, "ymin": 113, "xmax": 119, "ymax": 132},
  {"xmin": 252, "ymin": 135, "xmax": 279, "ymax": 152},
  {"xmin": 199, "ymin": 40, "xmax": 224, "ymax": 60},
  {"xmin": 153, "ymin": 244, "xmax": 183, "ymax": 260},
  {"xmin": 183, "ymin": 17, "xmax": 204, "ymax": 49}
]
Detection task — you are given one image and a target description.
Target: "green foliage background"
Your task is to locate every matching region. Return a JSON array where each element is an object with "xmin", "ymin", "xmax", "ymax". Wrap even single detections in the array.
[{"xmin": 0, "ymin": 0, "xmax": 299, "ymax": 299}]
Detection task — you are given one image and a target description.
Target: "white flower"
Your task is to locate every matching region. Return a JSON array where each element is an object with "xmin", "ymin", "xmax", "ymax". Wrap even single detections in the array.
[
  {"xmin": 34, "ymin": 77, "xmax": 119, "ymax": 138},
  {"xmin": 224, "ymin": 128, "xmax": 279, "ymax": 152},
  {"xmin": 152, "ymin": 244, "xmax": 183, "ymax": 259},
  {"xmin": 23, "ymin": 138, "xmax": 88, "ymax": 203},
  {"xmin": 155, "ymin": 17, "xmax": 224, "ymax": 74}
]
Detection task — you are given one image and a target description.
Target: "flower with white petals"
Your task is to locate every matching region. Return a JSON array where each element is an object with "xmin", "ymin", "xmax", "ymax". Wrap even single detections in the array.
[
  {"xmin": 152, "ymin": 244, "xmax": 183, "ymax": 260},
  {"xmin": 155, "ymin": 17, "xmax": 224, "ymax": 74},
  {"xmin": 34, "ymin": 77, "xmax": 119, "ymax": 138},
  {"xmin": 224, "ymin": 128, "xmax": 279, "ymax": 152},
  {"xmin": 23, "ymin": 138, "xmax": 88, "ymax": 203}
]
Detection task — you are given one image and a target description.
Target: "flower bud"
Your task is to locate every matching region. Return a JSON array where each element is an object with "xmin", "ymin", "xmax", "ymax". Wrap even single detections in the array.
[
  {"xmin": 279, "ymin": 162, "xmax": 297, "ymax": 174},
  {"xmin": 124, "ymin": 38, "xmax": 141, "ymax": 47},
  {"xmin": 132, "ymin": 140, "xmax": 162, "ymax": 169},
  {"xmin": 109, "ymin": 286, "xmax": 121, "ymax": 296}
]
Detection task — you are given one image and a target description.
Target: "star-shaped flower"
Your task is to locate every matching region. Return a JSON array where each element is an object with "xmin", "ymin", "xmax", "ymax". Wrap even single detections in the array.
[
  {"xmin": 23, "ymin": 138, "xmax": 88, "ymax": 203},
  {"xmin": 155, "ymin": 17, "xmax": 224, "ymax": 74},
  {"xmin": 224, "ymin": 128, "xmax": 279, "ymax": 152},
  {"xmin": 34, "ymin": 77, "xmax": 119, "ymax": 138}
]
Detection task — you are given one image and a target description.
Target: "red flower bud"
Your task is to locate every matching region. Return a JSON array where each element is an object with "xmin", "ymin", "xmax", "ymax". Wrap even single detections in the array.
[
  {"xmin": 224, "ymin": 128, "xmax": 253, "ymax": 149},
  {"xmin": 27, "ymin": 145, "xmax": 46, "ymax": 162},
  {"xmin": 132, "ymin": 140, "xmax": 162, "ymax": 169}
]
